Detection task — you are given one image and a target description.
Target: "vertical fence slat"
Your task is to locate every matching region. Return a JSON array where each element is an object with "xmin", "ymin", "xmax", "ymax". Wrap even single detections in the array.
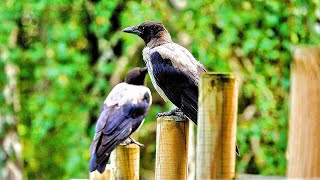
[
  {"xmin": 111, "ymin": 144, "xmax": 140, "ymax": 180},
  {"xmin": 155, "ymin": 116, "xmax": 189, "ymax": 180},
  {"xmin": 287, "ymin": 46, "xmax": 320, "ymax": 177},
  {"xmin": 196, "ymin": 73, "xmax": 238, "ymax": 180}
]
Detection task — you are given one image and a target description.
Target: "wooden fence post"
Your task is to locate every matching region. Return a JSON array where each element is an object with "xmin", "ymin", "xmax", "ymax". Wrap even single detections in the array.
[
  {"xmin": 155, "ymin": 116, "xmax": 189, "ymax": 180},
  {"xmin": 187, "ymin": 123, "xmax": 196, "ymax": 180},
  {"xmin": 196, "ymin": 73, "xmax": 238, "ymax": 180},
  {"xmin": 89, "ymin": 165, "xmax": 113, "ymax": 180},
  {"xmin": 287, "ymin": 46, "xmax": 320, "ymax": 177},
  {"xmin": 110, "ymin": 144, "xmax": 140, "ymax": 180}
]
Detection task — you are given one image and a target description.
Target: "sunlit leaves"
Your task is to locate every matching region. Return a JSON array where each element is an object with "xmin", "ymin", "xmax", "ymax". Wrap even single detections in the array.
[{"xmin": 1, "ymin": 0, "xmax": 319, "ymax": 178}]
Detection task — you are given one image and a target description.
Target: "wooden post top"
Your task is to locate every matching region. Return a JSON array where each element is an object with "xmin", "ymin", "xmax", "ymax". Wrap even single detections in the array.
[
  {"xmin": 196, "ymin": 72, "xmax": 238, "ymax": 180},
  {"xmin": 156, "ymin": 115, "xmax": 187, "ymax": 122},
  {"xmin": 156, "ymin": 115, "xmax": 189, "ymax": 180},
  {"xmin": 111, "ymin": 143, "xmax": 140, "ymax": 180},
  {"xmin": 288, "ymin": 46, "xmax": 320, "ymax": 177}
]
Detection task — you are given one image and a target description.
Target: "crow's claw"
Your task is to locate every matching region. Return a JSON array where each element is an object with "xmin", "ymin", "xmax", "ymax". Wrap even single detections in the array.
[
  {"xmin": 156, "ymin": 108, "xmax": 188, "ymax": 121},
  {"xmin": 129, "ymin": 137, "xmax": 144, "ymax": 147}
]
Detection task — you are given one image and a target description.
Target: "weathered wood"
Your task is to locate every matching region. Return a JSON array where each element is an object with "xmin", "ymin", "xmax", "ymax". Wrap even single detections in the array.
[
  {"xmin": 111, "ymin": 144, "xmax": 140, "ymax": 180},
  {"xmin": 155, "ymin": 116, "xmax": 189, "ymax": 180},
  {"xmin": 196, "ymin": 73, "xmax": 238, "ymax": 180},
  {"xmin": 287, "ymin": 46, "xmax": 320, "ymax": 177},
  {"xmin": 89, "ymin": 165, "xmax": 113, "ymax": 180},
  {"xmin": 187, "ymin": 123, "xmax": 195, "ymax": 180}
]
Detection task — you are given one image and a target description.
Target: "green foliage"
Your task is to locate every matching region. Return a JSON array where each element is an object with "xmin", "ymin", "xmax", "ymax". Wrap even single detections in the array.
[{"xmin": 0, "ymin": 0, "xmax": 319, "ymax": 179}]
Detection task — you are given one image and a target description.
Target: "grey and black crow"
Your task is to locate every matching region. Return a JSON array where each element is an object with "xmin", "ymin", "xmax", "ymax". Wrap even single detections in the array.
[
  {"xmin": 123, "ymin": 22, "xmax": 240, "ymax": 155},
  {"xmin": 122, "ymin": 21, "xmax": 206, "ymax": 125},
  {"xmin": 89, "ymin": 67, "xmax": 152, "ymax": 173}
]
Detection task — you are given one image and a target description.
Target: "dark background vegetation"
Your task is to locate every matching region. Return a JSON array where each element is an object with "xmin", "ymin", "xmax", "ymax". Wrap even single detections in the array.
[{"xmin": 1, "ymin": 0, "xmax": 320, "ymax": 179}]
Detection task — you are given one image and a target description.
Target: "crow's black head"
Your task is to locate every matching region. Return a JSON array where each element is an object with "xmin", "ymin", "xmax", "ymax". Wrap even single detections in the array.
[
  {"xmin": 125, "ymin": 67, "xmax": 148, "ymax": 85},
  {"xmin": 122, "ymin": 21, "xmax": 170, "ymax": 44}
]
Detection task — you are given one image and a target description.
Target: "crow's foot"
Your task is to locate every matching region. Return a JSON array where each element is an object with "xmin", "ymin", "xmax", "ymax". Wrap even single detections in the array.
[
  {"xmin": 129, "ymin": 137, "xmax": 144, "ymax": 147},
  {"xmin": 120, "ymin": 139, "xmax": 131, "ymax": 146},
  {"xmin": 120, "ymin": 137, "xmax": 144, "ymax": 147},
  {"xmin": 156, "ymin": 108, "xmax": 187, "ymax": 121}
]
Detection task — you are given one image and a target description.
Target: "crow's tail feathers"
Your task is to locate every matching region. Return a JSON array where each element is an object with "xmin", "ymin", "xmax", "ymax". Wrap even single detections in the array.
[
  {"xmin": 96, "ymin": 164, "xmax": 107, "ymax": 174},
  {"xmin": 89, "ymin": 153, "xmax": 99, "ymax": 172},
  {"xmin": 89, "ymin": 153, "xmax": 108, "ymax": 173}
]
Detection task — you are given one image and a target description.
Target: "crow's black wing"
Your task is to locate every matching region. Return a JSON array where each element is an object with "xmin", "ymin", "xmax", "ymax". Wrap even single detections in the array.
[
  {"xmin": 129, "ymin": 100, "xmax": 151, "ymax": 132},
  {"xmin": 89, "ymin": 100, "xmax": 148, "ymax": 173},
  {"xmin": 150, "ymin": 51, "xmax": 198, "ymax": 124}
]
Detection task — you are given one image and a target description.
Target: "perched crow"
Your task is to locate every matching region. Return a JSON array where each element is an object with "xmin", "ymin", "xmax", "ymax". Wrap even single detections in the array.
[
  {"xmin": 122, "ymin": 21, "xmax": 206, "ymax": 125},
  {"xmin": 89, "ymin": 67, "xmax": 152, "ymax": 173},
  {"xmin": 123, "ymin": 22, "xmax": 240, "ymax": 155}
]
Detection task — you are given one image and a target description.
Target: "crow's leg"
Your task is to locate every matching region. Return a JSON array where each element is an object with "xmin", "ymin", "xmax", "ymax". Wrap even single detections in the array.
[
  {"xmin": 120, "ymin": 139, "xmax": 131, "ymax": 146},
  {"xmin": 120, "ymin": 137, "xmax": 144, "ymax": 147},
  {"xmin": 129, "ymin": 137, "xmax": 144, "ymax": 147}
]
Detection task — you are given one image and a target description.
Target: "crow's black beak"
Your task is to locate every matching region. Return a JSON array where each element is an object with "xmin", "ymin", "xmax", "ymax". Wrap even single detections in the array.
[
  {"xmin": 122, "ymin": 26, "xmax": 140, "ymax": 35},
  {"xmin": 140, "ymin": 67, "xmax": 148, "ymax": 75}
]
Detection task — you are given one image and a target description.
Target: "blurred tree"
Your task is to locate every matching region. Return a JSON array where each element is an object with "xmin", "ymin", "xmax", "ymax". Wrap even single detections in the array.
[
  {"xmin": 0, "ymin": 0, "xmax": 319, "ymax": 179},
  {"xmin": 1, "ymin": 44, "xmax": 23, "ymax": 180},
  {"xmin": 0, "ymin": 3, "xmax": 23, "ymax": 179}
]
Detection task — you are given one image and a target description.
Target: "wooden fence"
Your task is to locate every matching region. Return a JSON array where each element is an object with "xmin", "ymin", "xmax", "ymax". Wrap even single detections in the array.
[
  {"xmin": 85, "ymin": 46, "xmax": 320, "ymax": 180},
  {"xmin": 287, "ymin": 46, "xmax": 320, "ymax": 177}
]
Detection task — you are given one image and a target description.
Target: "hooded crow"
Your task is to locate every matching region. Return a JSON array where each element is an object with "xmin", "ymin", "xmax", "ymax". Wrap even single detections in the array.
[
  {"xmin": 89, "ymin": 67, "xmax": 152, "ymax": 173},
  {"xmin": 123, "ymin": 22, "xmax": 240, "ymax": 155},
  {"xmin": 122, "ymin": 21, "xmax": 206, "ymax": 125}
]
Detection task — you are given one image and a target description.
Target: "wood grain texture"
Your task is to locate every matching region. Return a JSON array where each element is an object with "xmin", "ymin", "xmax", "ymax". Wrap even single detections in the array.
[
  {"xmin": 110, "ymin": 144, "xmax": 140, "ymax": 180},
  {"xmin": 287, "ymin": 46, "xmax": 320, "ymax": 177},
  {"xmin": 155, "ymin": 116, "xmax": 189, "ymax": 180},
  {"xmin": 187, "ymin": 123, "xmax": 196, "ymax": 180},
  {"xmin": 196, "ymin": 73, "xmax": 238, "ymax": 180},
  {"xmin": 89, "ymin": 165, "xmax": 113, "ymax": 180}
]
